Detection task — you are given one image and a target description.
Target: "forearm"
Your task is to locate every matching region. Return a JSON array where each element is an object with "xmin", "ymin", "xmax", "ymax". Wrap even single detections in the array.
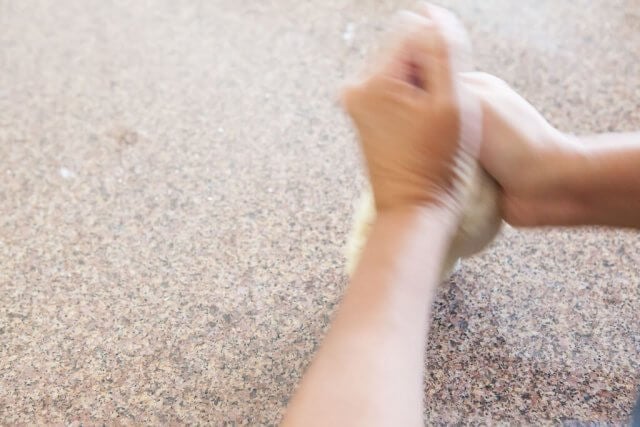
[
  {"xmin": 546, "ymin": 132, "xmax": 640, "ymax": 228},
  {"xmin": 282, "ymin": 207, "xmax": 455, "ymax": 427}
]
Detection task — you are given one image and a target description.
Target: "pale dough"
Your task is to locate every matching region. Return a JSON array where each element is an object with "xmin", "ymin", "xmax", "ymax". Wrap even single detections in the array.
[{"xmin": 345, "ymin": 166, "xmax": 502, "ymax": 280}]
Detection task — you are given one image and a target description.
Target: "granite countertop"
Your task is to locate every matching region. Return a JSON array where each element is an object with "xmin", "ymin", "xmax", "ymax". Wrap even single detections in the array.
[{"xmin": 1, "ymin": 0, "xmax": 639, "ymax": 424}]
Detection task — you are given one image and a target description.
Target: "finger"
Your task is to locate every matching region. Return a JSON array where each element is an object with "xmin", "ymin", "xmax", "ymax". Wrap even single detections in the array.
[
  {"xmin": 367, "ymin": 11, "xmax": 432, "ymax": 80},
  {"xmin": 367, "ymin": 73, "xmax": 426, "ymax": 102},
  {"xmin": 406, "ymin": 21, "xmax": 454, "ymax": 97},
  {"xmin": 416, "ymin": 2, "xmax": 474, "ymax": 73},
  {"xmin": 339, "ymin": 79, "xmax": 366, "ymax": 114},
  {"xmin": 340, "ymin": 76, "xmax": 419, "ymax": 121}
]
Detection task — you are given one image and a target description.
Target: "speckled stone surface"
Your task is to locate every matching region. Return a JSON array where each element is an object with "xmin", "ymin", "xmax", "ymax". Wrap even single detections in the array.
[{"xmin": 1, "ymin": 0, "xmax": 639, "ymax": 424}]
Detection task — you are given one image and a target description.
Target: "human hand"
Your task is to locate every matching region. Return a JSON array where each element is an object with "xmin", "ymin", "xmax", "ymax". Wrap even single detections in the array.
[
  {"xmin": 341, "ymin": 5, "xmax": 481, "ymax": 216},
  {"xmin": 461, "ymin": 72, "xmax": 576, "ymax": 226}
]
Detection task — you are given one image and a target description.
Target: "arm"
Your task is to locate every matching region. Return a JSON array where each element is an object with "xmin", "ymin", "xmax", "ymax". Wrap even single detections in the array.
[
  {"xmin": 283, "ymin": 207, "xmax": 454, "ymax": 426},
  {"xmin": 461, "ymin": 72, "xmax": 640, "ymax": 229},
  {"xmin": 496, "ymin": 130, "xmax": 640, "ymax": 228},
  {"xmin": 559, "ymin": 132, "xmax": 640, "ymax": 228},
  {"xmin": 283, "ymin": 4, "xmax": 480, "ymax": 426}
]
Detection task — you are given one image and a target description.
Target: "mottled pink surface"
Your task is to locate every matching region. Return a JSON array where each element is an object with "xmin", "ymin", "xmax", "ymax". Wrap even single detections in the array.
[{"xmin": 1, "ymin": 0, "xmax": 639, "ymax": 424}]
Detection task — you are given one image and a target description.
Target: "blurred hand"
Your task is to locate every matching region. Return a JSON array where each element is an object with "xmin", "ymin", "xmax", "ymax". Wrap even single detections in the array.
[
  {"xmin": 342, "ymin": 5, "xmax": 481, "ymax": 215},
  {"xmin": 461, "ymin": 72, "xmax": 574, "ymax": 225}
]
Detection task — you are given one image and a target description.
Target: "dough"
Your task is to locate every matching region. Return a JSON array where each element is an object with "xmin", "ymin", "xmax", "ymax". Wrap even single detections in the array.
[{"xmin": 345, "ymin": 166, "xmax": 502, "ymax": 280}]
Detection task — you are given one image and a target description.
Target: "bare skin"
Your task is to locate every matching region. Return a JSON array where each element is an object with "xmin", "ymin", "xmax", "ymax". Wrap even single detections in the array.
[
  {"xmin": 282, "ymin": 5, "xmax": 481, "ymax": 426},
  {"xmin": 557, "ymin": 132, "xmax": 640, "ymax": 228},
  {"xmin": 462, "ymin": 72, "xmax": 640, "ymax": 229},
  {"xmin": 283, "ymin": 5, "xmax": 639, "ymax": 426}
]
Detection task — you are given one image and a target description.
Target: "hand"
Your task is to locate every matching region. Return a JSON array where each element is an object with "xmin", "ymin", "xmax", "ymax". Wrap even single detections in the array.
[
  {"xmin": 461, "ymin": 72, "xmax": 577, "ymax": 226},
  {"xmin": 341, "ymin": 5, "xmax": 481, "ymax": 215},
  {"xmin": 284, "ymin": 7, "xmax": 485, "ymax": 426}
]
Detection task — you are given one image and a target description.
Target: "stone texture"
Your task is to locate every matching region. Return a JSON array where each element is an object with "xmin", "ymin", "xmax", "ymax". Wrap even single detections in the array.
[{"xmin": 0, "ymin": 0, "xmax": 639, "ymax": 424}]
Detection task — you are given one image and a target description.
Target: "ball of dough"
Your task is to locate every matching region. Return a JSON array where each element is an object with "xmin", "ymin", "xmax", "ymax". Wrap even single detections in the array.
[{"xmin": 345, "ymin": 166, "xmax": 502, "ymax": 280}]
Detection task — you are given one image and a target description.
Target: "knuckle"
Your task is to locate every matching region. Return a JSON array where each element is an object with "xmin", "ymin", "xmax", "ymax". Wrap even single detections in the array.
[
  {"xmin": 340, "ymin": 86, "xmax": 355, "ymax": 107},
  {"xmin": 341, "ymin": 82, "xmax": 364, "ymax": 110}
]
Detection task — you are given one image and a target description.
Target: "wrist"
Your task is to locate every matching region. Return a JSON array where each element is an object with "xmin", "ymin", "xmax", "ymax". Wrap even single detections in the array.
[
  {"xmin": 351, "ymin": 204, "xmax": 456, "ymax": 293},
  {"xmin": 552, "ymin": 133, "xmax": 640, "ymax": 228},
  {"xmin": 375, "ymin": 204, "xmax": 458, "ymax": 238},
  {"xmin": 529, "ymin": 132, "xmax": 595, "ymax": 226}
]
